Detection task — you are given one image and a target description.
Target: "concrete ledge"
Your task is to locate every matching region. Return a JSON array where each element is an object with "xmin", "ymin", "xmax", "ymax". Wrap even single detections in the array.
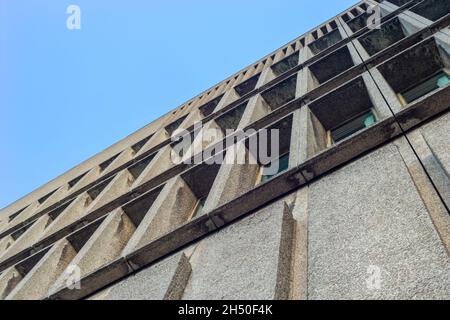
[
  {"xmin": 299, "ymin": 117, "xmax": 402, "ymax": 181},
  {"xmin": 125, "ymin": 214, "xmax": 215, "ymax": 272},
  {"xmin": 47, "ymin": 257, "xmax": 131, "ymax": 300},
  {"xmin": 395, "ymin": 86, "xmax": 450, "ymax": 131},
  {"xmin": 6, "ymin": 240, "xmax": 77, "ymax": 300}
]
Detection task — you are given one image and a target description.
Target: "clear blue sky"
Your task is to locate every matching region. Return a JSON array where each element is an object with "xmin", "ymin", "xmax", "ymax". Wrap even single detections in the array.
[{"xmin": 0, "ymin": 0, "xmax": 355, "ymax": 209}]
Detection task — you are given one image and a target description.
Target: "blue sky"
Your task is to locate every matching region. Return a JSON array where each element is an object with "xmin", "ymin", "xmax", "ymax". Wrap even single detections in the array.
[{"xmin": 0, "ymin": 0, "xmax": 356, "ymax": 209}]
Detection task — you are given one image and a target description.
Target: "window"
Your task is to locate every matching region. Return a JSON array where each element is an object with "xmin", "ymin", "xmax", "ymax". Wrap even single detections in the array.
[
  {"xmin": 261, "ymin": 74, "xmax": 297, "ymax": 111},
  {"xmin": 358, "ymin": 17, "xmax": 414, "ymax": 56},
  {"xmin": 328, "ymin": 111, "xmax": 376, "ymax": 145},
  {"xmin": 398, "ymin": 70, "xmax": 450, "ymax": 105},
  {"xmin": 309, "ymin": 46, "xmax": 355, "ymax": 85},
  {"xmin": 410, "ymin": 0, "xmax": 450, "ymax": 22},
  {"xmin": 234, "ymin": 74, "xmax": 260, "ymax": 97},
  {"xmin": 189, "ymin": 197, "xmax": 206, "ymax": 220},
  {"xmin": 258, "ymin": 153, "xmax": 290, "ymax": 184},
  {"xmin": 165, "ymin": 115, "xmax": 188, "ymax": 136},
  {"xmin": 271, "ymin": 53, "xmax": 299, "ymax": 77},
  {"xmin": 215, "ymin": 102, "xmax": 248, "ymax": 133},
  {"xmin": 308, "ymin": 29, "xmax": 342, "ymax": 55}
]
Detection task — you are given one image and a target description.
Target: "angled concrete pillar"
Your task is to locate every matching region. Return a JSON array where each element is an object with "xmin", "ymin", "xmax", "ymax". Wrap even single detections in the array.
[
  {"xmin": 132, "ymin": 145, "xmax": 174, "ymax": 188},
  {"xmin": 0, "ymin": 219, "xmax": 7, "ymax": 234},
  {"xmin": 238, "ymin": 95, "xmax": 271, "ymax": 128},
  {"xmin": 0, "ymin": 235, "xmax": 14, "ymax": 258},
  {"xmin": 7, "ymin": 201, "xmax": 40, "ymax": 230},
  {"xmin": 68, "ymin": 167, "xmax": 102, "ymax": 195},
  {"xmin": 256, "ymin": 64, "xmax": 276, "ymax": 87},
  {"xmin": 85, "ymin": 170, "xmax": 134, "ymax": 214},
  {"xmin": 202, "ymin": 142, "xmax": 260, "ymax": 213},
  {"xmin": 6, "ymin": 239, "xmax": 77, "ymax": 300},
  {"xmin": 41, "ymin": 192, "xmax": 92, "ymax": 239},
  {"xmin": 37, "ymin": 184, "xmax": 70, "ymax": 213},
  {"xmin": 101, "ymin": 148, "xmax": 134, "ymax": 176},
  {"xmin": 296, "ymin": 68, "xmax": 311, "ymax": 97},
  {"xmin": 361, "ymin": 71, "xmax": 395, "ymax": 119},
  {"xmin": 49, "ymin": 208, "xmax": 136, "ymax": 295},
  {"xmin": 0, "ymin": 267, "xmax": 22, "ymax": 300},
  {"xmin": 178, "ymin": 109, "xmax": 203, "ymax": 132},
  {"xmin": 347, "ymin": 42, "xmax": 364, "ymax": 65},
  {"xmin": 304, "ymin": 105, "xmax": 328, "ymax": 158},
  {"xmin": 366, "ymin": 67, "xmax": 403, "ymax": 113},
  {"xmin": 213, "ymin": 89, "xmax": 240, "ymax": 113},
  {"xmin": 0, "ymin": 215, "xmax": 52, "ymax": 263},
  {"xmin": 135, "ymin": 128, "xmax": 169, "ymax": 158},
  {"xmin": 289, "ymin": 108, "xmax": 309, "ymax": 167},
  {"xmin": 299, "ymin": 46, "xmax": 310, "ymax": 64},
  {"xmin": 123, "ymin": 176, "xmax": 197, "ymax": 255}
]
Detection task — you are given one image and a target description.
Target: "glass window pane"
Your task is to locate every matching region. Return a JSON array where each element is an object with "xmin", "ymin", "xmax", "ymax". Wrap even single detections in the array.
[
  {"xmin": 401, "ymin": 71, "xmax": 450, "ymax": 104},
  {"xmin": 330, "ymin": 111, "xmax": 376, "ymax": 144},
  {"xmin": 261, "ymin": 153, "xmax": 290, "ymax": 183}
]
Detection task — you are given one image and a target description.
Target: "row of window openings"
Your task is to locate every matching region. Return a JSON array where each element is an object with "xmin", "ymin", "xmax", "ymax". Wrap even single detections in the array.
[
  {"xmin": 106, "ymin": 70, "xmax": 450, "ymax": 169},
  {"xmin": 184, "ymin": 153, "xmax": 291, "ymax": 221},
  {"xmin": 254, "ymin": 67, "xmax": 449, "ymax": 181},
  {"xmin": 14, "ymin": 68, "xmax": 446, "ymax": 224},
  {"xmin": 124, "ymin": 1, "xmax": 450, "ymax": 162},
  {"xmin": 15, "ymin": 67, "xmax": 448, "ymax": 226},
  {"xmin": 256, "ymin": 111, "xmax": 378, "ymax": 184}
]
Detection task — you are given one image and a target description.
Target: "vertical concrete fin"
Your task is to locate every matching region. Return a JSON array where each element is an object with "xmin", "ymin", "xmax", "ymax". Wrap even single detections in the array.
[
  {"xmin": 86, "ymin": 170, "xmax": 134, "ymax": 214},
  {"xmin": 6, "ymin": 239, "xmax": 77, "ymax": 300},
  {"xmin": 0, "ymin": 268, "xmax": 22, "ymax": 300},
  {"xmin": 274, "ymin": 202, "xmax": 295, "ymax": 300},
  {"xmin": 49, "ymin": 208, "xmax": 136, "ymax": 296},
  {"xmin": 289, "ymin": 188, "xmax": 309, "ymax": 300}
]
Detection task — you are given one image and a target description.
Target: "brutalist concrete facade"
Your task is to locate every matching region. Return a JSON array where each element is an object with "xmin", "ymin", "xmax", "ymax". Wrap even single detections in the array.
[{"xmin": 0, "ymin": 0, "xmax": 449, "ymax": 300}]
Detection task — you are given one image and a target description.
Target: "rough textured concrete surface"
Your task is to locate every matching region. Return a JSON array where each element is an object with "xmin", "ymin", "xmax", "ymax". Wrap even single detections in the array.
[
  {"xmin": 0, "ymin": 236, "xmax": 14, "ymax": 258},
  {"xmin": 6, "ymin": 240, "xmax": 77, "ymax": 300},
  {"xmin": 49, "ymin": 208, "xmax": 136, "ymax": 295},
  {"xmin": 91, "ymin": 253, "xmax": 191, "ymax": 300},
  {"xmin": 308, "ymin": 142, "xmax": 450, "ymax": 300},
  {"xmin": 0, "ymin": 215, "xmax": 52, "ymax": 263},
  {"xmin": 123, "ymin": 177, "xmax": 197, "ymax": 255},
  {"xmin": 1, "ymin": 0, "xmax": 449, "ymax": 301},
  {"xmin": 203, "ymin": 143, "xmax": 260, "ymax": 212},
  {"xmin": 415, "ymin": 111, "xmax": 450, "ymax": 183},
  {"xmin": 182, "ymin": 200, "xmax": 294, "ymax": 300},
  {"xmin": 0, "ymin": 268, "xmax": 22, "ymax": 300},
  {"xmin": 86, "ymin": 170, "xmax": 134, "ymax": 214},
  {"xmin": 41, "ymin": 192, "xmax": 93, "ymax": 239}
]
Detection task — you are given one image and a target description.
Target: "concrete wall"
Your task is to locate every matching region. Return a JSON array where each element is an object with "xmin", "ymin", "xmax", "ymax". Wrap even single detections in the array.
[
  {"xmin": 0, "ymin": 0, "xmax": 449, "ymax": 301},
  {"xmin": 307, "ymin": 140, "xmax": 450, "ymax": 299},
  {"xmin": 81, "ymin": 115, "xmax": 450, "ymax": 300}
]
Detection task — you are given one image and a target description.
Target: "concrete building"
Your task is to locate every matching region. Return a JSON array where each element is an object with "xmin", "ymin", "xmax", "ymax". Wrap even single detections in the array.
[{"xmin": 0, "ymin": 0, "xmax": 449, "ymax": 300}]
